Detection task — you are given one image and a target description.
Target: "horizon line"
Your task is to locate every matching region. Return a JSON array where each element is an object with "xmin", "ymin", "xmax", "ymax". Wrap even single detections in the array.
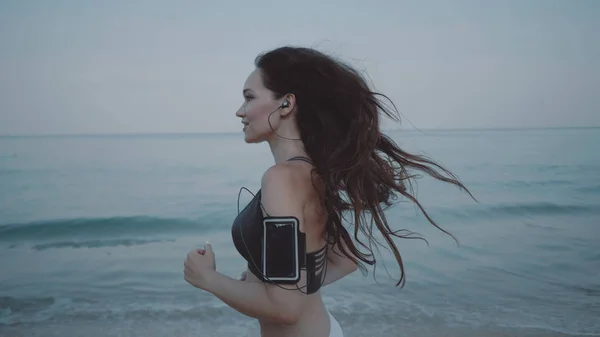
[{"xmin": 1, "ymin": 125, "xmax": 599, "ymax": 138}]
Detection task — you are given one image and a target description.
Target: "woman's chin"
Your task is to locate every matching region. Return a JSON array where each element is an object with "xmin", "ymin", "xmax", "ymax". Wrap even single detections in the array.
[
  {"xmin": 242, "ymin": 128, "xmax": 268, "ymax": 144},
  {"xmin": 243, "ymin": 132, "xmax": 259, "ymax": 144},
  {"xmin": 244, "ymin": 135, "xmax": 268, "ymax": 144}
]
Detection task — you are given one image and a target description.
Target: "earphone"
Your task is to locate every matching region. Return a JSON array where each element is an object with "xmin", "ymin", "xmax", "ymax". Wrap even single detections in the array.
[{"xmin": 268, "ymin": 99, "xmax": 301, "ymax": 140}]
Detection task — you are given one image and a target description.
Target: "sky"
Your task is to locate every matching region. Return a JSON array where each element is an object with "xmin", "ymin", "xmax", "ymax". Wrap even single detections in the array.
[{"xmin": 0, "ymin": 0, "xmax": 598, "ymax": 135}]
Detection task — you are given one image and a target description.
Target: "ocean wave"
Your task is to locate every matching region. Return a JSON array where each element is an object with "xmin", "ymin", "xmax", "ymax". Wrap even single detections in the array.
[
  {"xmin": 0, "ymin": 296, "xmax": 243, "ymax": 327},
  {"xmin": 0, "ymin": 216, "xmax": 218, "ymax": 242},
  {"xmin": 0, "ymin": 296, "xmax": 55, "ymax": 315},
  {"xmin": 578, "ymin": 185, "xmax": 600, "ymax": 194},
  {"xmin": 534, "ymin": 163, "xmax": 600, "ymax": 174},
  {"xmin": 500, "ymin": 179, "xmax": 574, "ymax": 188},
  {"xmin": 437, "ymin": 202, "xmax": 600, "ymax": 220},
  {"xmin": 31, "ymin": 238, "xmax": 174, "ymax": 250},
  {"xmin": 1, "ymin": 293, "xmax": 597, "ymax": 335},
  {"xmin": 0, "ymin": 296, "xmax": 83, "ymax": 326}
]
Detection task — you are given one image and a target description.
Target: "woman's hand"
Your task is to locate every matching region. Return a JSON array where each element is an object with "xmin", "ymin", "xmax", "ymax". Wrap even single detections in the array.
[{"xmin": 184, "ymin": 242, "xmax": 216, "ymax": 290}]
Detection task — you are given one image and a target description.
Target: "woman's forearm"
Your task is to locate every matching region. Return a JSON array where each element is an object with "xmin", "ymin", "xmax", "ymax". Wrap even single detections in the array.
[{"xmin": 203, "ymin": 271, "xmax": 297, "ymax": 324}]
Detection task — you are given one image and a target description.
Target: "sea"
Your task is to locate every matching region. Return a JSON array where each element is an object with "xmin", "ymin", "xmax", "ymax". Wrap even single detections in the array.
[{"xmin": 0, "ymin": 127, "xmax": 599, "ymax": 337}]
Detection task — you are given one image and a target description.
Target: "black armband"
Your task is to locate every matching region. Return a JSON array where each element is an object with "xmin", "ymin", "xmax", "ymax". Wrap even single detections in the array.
[{"xmin": 261, "ymin": 216, "xmax": 306, "ymax": 284}]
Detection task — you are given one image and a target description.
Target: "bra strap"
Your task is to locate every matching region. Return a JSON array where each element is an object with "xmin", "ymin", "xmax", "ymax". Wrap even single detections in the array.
[{"xmin": 286, "ymin": 156, "xmax": 313, "ymax": 165}]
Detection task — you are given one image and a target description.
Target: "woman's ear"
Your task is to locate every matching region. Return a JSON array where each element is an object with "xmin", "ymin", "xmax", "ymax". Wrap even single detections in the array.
[{"xmin": 279, "ymin": 94, "xmax": 296, "ymax": 117}]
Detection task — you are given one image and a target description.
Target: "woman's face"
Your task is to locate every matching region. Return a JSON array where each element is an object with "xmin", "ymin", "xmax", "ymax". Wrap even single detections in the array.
[{"xmin": 235, "ymin": 69, "xmax": 281, "ymax": 143}]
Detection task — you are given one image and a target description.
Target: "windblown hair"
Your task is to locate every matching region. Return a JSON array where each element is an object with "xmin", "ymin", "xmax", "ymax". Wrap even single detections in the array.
[{"xmin": 255, "ymin": 46, "xmax": 475, "ymax": 287}]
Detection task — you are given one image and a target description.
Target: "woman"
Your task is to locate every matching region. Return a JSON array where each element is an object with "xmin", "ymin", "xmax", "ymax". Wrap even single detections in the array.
[{"xmin": 184, "ymin": 46, "xmax": 473, "ymax": 337}]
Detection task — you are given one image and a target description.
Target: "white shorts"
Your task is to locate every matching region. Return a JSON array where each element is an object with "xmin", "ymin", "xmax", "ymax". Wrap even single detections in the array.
[{"xmin": 328, "ymin": 311, "xmax": 344, "ymax": 337}]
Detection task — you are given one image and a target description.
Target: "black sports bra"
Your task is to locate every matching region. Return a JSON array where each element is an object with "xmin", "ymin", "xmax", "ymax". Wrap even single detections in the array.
[{"xmin": 230, "ymin": 156, "xmax": 328, "ymax": 294}]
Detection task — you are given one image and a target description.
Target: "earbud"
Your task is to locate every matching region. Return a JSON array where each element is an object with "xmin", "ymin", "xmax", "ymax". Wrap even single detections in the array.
[{"xmin": 267, "ymin": 98, "xmax": 301, "ymax": 141}]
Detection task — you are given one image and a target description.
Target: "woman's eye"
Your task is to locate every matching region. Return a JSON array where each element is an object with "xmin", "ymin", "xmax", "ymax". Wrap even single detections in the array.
[{"xmin": 244, "ymin": 95, "xmax": 253, "ymax": 101}]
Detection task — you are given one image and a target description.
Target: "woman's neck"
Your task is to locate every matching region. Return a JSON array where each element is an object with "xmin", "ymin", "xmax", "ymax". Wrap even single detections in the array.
[{"xmin": 267, "ymin": 138, "xmax": 308, "ymax": 164}]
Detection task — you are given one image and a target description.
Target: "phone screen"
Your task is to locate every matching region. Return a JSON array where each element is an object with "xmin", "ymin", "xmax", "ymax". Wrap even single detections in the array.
[{"xmin": 264, "ymin": 220, "xmax": 297, "ymax": 279}]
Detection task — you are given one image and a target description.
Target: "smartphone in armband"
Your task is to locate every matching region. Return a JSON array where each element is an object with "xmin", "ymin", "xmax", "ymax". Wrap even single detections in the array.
[{"xmin": 262, "ymin": 216, "xmax": 302, "ymax": 283}]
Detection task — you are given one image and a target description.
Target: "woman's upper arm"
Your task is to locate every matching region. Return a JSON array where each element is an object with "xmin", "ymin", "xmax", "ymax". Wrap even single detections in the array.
[{"xmin": 258, "ymin": 164, "xmax": 313, "ymax": 323}]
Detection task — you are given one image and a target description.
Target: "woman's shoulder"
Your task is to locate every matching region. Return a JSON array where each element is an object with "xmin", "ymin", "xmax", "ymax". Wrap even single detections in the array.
[
  {"xmin": 261, "ymin": 161, "xmax": 312, "ymax": 193},
  {"xmin": 258, "ymin": 162, "xmax": 313, "ymax": 216}
]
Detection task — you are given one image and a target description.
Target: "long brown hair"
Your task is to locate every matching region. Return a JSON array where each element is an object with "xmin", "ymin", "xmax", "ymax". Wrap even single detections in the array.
[{"xmin": 255, "ymin": 46, "xmax": 476, "ymax": 287}]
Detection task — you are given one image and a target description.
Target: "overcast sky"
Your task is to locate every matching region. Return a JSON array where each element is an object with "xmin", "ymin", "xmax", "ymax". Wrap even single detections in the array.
[{"xmin": 1, "ymin": 0, "xmax": 598, "ymax": 135}]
